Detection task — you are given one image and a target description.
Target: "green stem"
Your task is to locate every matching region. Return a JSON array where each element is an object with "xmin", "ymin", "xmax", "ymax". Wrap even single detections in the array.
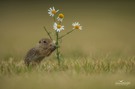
[
  {"xmin": 59, "ymin": 30, "xmax": 75, "ymax": 39},
  {"xmin": 43, "ymin": 26, "xmax": 52, "ymax": 40},
  {"xmin": 53, "ymin": 15, "xmax": 60, "ymax": 65},
  {"xmin": 56, "ymin": 31, "xmax": 60, "ymax": 66},
  {"xmin": 53, "ymin": 16, "xmax": 56, "ymax": 22}
]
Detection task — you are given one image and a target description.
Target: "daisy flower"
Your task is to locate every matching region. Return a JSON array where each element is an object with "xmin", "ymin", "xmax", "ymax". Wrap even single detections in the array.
[
  {"xmin": 72, "ymin": 22, "xmax": 82, "ymax": 30},
  {"xmin": 48, "ymin": 7, "xmax": 59, "ymax": 17},
  {"xmin": 53, "ymin": 23, "xmax": 64, "ymax": 32},
  {"xmin": 57, "ymin": 13, "xmax": 64, "ymax": 22}
]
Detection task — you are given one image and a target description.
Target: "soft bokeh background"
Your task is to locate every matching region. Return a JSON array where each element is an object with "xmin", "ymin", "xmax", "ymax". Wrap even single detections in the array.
[
  {"xmin": 0, "ymin": 1, "xmax": 135, "ymax": 89},
  {"xmin": 0, "ymin": 0, "xmax": 135, "ymax": 58}
]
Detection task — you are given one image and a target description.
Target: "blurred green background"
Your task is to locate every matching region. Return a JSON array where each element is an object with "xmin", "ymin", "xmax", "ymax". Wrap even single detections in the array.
[{"xmin": 0, "ymin": 0, "xmax": 135, "ymax": 58}]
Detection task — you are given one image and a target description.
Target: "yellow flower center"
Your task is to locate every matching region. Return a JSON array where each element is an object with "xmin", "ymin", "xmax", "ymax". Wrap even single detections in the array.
[
  {"xmin": 52, "ymin": 10, "xmax": 56, "ymax": 14},
  {"xmin": 58, "ymin": 13, "xmax": 64, "ymax": 18},
  {"xmin": 75, "ymin": 25, "xmax": 79, "ymax": 29},
  {"xmin": 57, "ymin": 25, "xmax": 61, "ymax": 28}
]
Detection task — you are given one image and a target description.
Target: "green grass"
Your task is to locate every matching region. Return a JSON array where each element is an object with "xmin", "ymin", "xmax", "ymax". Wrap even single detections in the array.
[
  {"xmin": 0, "ymin": 54, "xmax": 135, "ymax": 75},
  {"xmin": 0, "ymin": 54, "xmax": 135, "ymax": 89}
]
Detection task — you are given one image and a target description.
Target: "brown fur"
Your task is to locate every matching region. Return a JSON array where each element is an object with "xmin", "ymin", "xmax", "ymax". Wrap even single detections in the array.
[{"xmin": 24, "ymin": 38, "xmax": 56, "ymax": 66}]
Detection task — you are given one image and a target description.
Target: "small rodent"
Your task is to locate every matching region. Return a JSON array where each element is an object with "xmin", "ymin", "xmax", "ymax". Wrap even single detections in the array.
[{"xmin": 24, "ymin": 38, "xmax": 56, "ymax": 66}]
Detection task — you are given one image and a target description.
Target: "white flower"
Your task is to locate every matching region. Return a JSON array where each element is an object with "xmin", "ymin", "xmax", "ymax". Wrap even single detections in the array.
[
  {"xmin": 53, "ymin": 23, "xmax": 64, "ymax": 32},
  {"xmin": 72, "ymin": 22, "xmax": 82, "ymax": 30},
  {"xmin": 57, "ymin": 13, "xmax": 64, "ymax": 22},
  {"xmin": 48, "ymin": 7, "xmax": 59, "ymax": 17}
]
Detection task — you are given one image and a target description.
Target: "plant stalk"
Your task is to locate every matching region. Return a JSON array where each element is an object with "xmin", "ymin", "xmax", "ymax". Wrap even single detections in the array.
[
  {"xmin": 43, "ymin": 26, "xmax": 52, "ymax": 40},
  {"xmin": 56, "ymin": 31, "xmax": 60, "ymax": 66},
  {"xmin": 59, "ymin": 30, "xmax": 74, "ymax": 39}
]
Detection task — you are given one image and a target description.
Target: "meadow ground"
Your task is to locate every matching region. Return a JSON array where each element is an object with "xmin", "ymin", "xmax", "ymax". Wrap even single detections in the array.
[
  {"xmin": 0, "ymin": 1, "xmax": 135, "ymax": 89},
  {"xmin": 0, "ymin": 52, "xmax": 135, "ymax": 89}
]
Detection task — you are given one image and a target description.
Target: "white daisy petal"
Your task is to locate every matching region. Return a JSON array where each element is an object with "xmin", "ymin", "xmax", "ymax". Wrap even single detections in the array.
[
  {"xmin": 49, "ymin": 8, "xmax": 52, "ymax": 10},
  {"xmin": 80, "ymin": 26, "xmax": 82, "ymax": 30},
  {"xmin": 48, "ymin": 7, "xmax": 59, "ymax": 17},
  {"xmin": 53, "ymin": 23, "xmax": 64, "ymax": 32},
  {"xmin": 53, "ymin": 7, "xmax": 55, "ymax": 10},
  {"xmin": 57, "ymin": 17, "xmax": 64, "ymax": 22},
  {"xmin": 72, "ymin": 22, "xmax": 82, "ymax": 30},
  {"xmin": 56, "ymin": 10, "xmax": 59, "ymax": 12}
]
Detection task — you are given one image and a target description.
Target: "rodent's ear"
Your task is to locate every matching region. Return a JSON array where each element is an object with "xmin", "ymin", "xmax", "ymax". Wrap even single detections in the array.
[{"xmin": 39, "ymin": 41, "xmax": 41, "ymax": 43}]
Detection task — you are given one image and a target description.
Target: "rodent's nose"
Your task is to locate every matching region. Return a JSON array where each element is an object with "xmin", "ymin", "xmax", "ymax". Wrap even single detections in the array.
[
  {"xmin": 50, "ymin": 44, "xmax": 56, "ymax": 51},
  {"xmin": 50, "ymin": 43, "xmax": 56, "ymax": 49},
  {"xmin": 53, "ymin": 45, "xmax": 56, "ymax": 50}
]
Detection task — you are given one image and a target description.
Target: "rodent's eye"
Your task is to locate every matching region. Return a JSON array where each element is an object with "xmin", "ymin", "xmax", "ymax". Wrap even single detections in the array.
[
  {"xmin": 39, "ymin": 41, "xmax": 41, "ymax": 43},
  {"xmin": 43, "ymin": 40, "xmax": 47, "ymax": 43}
]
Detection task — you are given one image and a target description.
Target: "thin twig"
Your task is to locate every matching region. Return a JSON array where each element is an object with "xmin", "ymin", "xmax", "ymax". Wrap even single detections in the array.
[
  {"xmin": 59, "ymin": 30, "xmax": 75, "ymax": 39},
  {"xmin": 43, "ymin": 26, "xmax": 52, "ymax": 40}
]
